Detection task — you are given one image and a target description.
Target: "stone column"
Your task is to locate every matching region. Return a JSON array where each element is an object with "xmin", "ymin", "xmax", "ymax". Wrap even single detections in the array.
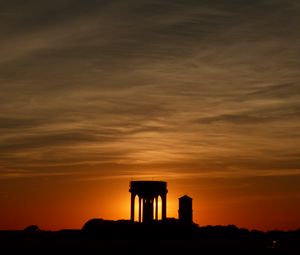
[
  {"xmin": 155, "ymin": 196, "xmax": 158, "ymax": 220},
  {"xmin": 131, "ymin": 193, "xmax": 135, "ymax": 221},
  {"xmin": 161, "ymin": 193, "xmax": 167, "ymax": 220}
]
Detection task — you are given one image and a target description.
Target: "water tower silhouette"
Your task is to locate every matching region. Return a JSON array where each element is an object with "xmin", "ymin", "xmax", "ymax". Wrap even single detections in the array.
[
  {"xmin": 129, "ymin": 181, "xmax": 167, "ymax": 223},
  {"xmin": 178, "ymin": 195, "xmax": 193, "ymax": 224}
]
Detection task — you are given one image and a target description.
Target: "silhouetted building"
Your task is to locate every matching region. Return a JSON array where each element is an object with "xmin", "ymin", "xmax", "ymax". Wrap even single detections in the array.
[
  {"xmin": 129, "ymin": 181, "xmax": 167, "ymax": 223},
  {"xmin": 178, "ymin": 195, "xmax": 193, "ymax": 224}
]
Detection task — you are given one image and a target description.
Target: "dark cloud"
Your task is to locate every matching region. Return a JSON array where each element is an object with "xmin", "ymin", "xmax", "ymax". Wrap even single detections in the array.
[
  {"xmin": 193, "ymin": 104, "xmax": 300, "ymax": 125},
  {"xmin": 0, "ymin": 131, "xmax": 109, "ymax": 150},
  {"xmin": 246, "ymin": 82, "xmax": 300, "ymax": 99},
  {"xmin": 0, "ymin": 117, "xmax": 47, "ymax": 130}
]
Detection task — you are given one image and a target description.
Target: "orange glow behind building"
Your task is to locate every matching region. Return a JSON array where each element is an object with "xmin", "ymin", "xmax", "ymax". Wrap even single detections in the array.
[{"xmin": 1, "ymin": 173, "xmax": 300, "ymax": 231}]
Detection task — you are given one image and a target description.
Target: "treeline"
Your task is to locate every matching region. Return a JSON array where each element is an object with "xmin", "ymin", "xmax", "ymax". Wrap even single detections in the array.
[{"xmin": 0, "ymin": 219, "xmax": 299, "ymax": 254}]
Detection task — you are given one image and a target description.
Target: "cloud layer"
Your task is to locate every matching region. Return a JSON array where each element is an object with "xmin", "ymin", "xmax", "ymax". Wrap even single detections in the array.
[{"xmin": 0, "ymin": 0, "xmax": 300, "ymax": 180}]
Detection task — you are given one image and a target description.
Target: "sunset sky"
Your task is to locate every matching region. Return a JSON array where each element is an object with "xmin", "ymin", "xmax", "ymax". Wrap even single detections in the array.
[{"xmin": 0, "ymin": 0, "xmax": 300, "ymax": 231}]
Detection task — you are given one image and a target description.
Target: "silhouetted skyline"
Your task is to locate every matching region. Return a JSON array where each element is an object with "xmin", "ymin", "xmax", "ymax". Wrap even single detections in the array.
[{"xmin": 0, "ymin": 0, "xmax": 300, "ymax": 231}]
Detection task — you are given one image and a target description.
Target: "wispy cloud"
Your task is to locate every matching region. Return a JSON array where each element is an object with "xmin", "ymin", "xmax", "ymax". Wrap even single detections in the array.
[{"xmin": 0, "ymin": 0, "xmax": 299, "ymax": 181}]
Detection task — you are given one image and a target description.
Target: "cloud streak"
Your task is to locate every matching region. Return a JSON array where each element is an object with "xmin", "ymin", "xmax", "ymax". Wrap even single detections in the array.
[{"xmin": 0, "ymin": 0, "xmax": 299, "ymax": 181}]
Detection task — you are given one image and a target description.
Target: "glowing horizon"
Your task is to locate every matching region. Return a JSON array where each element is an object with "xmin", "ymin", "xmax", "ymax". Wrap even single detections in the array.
[{"xmin": 0, "ymin": 0, "xmax": 300, "ymax": 231}]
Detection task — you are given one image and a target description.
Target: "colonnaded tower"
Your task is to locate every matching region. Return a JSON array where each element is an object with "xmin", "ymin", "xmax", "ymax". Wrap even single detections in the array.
[{"xmin": 129, "ymin": 181, "xmax": 167, "ymax": 223}]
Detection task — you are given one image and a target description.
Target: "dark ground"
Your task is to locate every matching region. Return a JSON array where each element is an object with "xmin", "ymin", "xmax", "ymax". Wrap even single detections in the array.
[{"xmin": 1, "ymin": 219, "xmax": 299, "ymax": 255}]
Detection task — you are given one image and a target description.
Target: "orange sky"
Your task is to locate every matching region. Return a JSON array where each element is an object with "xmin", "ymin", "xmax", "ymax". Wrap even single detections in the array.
[
  {"xmin": 1, "ymin": 170, "xmax": 300, "ymax": 231},
  {"xmin": 0, "ymin": 0, "xmax": 300, "ymax": 231}
]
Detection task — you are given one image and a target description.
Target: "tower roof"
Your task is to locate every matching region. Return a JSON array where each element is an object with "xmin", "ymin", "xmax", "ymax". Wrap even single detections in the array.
[
  {"xmin": 179, "ymin": 195, "xmax": 192, "ymax": 200},
  {"xmin": 129, "ymin": 180, "xmax": 168, "ymax": 196}
]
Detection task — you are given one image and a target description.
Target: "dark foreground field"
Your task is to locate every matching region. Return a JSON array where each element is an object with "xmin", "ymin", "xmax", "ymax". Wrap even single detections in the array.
[{"xmin": 1, "ymin": 219, "xmax": 299, "ymax": 254}]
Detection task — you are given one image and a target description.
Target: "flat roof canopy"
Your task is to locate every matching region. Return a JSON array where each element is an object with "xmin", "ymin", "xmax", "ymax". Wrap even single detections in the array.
[{"xmin": 129, "ymin": 181, "xmax": 167, "ymax": 196}]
